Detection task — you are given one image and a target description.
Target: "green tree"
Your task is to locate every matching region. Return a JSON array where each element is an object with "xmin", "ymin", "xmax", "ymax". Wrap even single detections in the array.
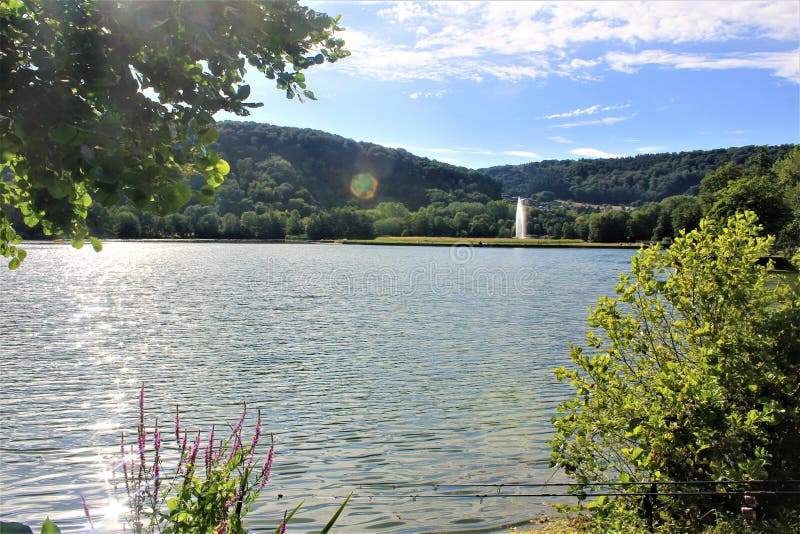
[
  {"xmin": 551, "ymin": 212, "xmax": 800, "ymax": 530},
  {"xmin": 587, "ymin": 210, "xmax": 630, "ymax": 242},
  {"xmin": 113, "ymin": 209, "xmax": 141, "ymax": 238},
  {"xmin": 774, "ymin": 146, "xmax": 800, "ymax": 254},
  {"xmin": 627, "ymin": 202, "xmax": 661, "ymax": 242},
  {"xmin": 706, "ymin": 175, "xmax": 791, "ymax": 237},
  {"xmin": 1, "ymin": 0, "xmax": 347, "ymax": 268}
]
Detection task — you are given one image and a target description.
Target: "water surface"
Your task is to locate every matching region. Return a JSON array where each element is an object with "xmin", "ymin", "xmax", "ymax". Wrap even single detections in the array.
[{"xmin": 0, "ymin": 242, "xmax": 634, "ymax": 532}]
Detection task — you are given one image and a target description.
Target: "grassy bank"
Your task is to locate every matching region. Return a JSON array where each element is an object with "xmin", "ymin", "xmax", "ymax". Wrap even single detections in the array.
[{"xmin": 338, "ymin": 236, "xmax": 642, "ymax": 249}]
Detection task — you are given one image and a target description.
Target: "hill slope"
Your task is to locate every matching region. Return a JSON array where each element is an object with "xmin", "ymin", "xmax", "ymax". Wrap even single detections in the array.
[
  {"xmin": 214, "ymin": 122, "xmax": 502, "ymax": 210},
  {"xmin": 482, "ymin": 145, "xmax": 795, "ymax": 205}
]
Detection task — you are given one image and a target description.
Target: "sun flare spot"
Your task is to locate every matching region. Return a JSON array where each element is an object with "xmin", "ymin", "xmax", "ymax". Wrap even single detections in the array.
[{"xmin": 350, "ymin": 173, "xmax": 378, "ymax": 199}]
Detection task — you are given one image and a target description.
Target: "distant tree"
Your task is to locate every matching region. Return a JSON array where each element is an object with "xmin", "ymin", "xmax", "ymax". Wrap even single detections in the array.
[
  {"xmin": 468, "ymin": 214, "xmax": 495, "ymax": 237},
  {"xmin": 285, "ymin": 210, "xmax": 304, "ymax": 237},
  {"xmin": 373, "ymin": 217, "xmax": 404, "ymax": 236},
  {"xmin": 221, "ymin": 213, "xmax": 243, "ymax": 238},
  {"xmin": 255, "ymin": 211, "xmax": 285, "ymax": 239},
  {"xmin": 670, "ymin": 196, "xmax": 702, "ymax": 234},
  {"xmin": 588, "ymin": 210, "xmax": 630, "ymax": 242},
  {"xmin": 1, "ymin": 0, "xmax": 348, "ymax": 268},
  {"xmin": 628, "ymin": 202, "xmax": 661, "ymax": 242},
  {"xmin": 700, "ymin": 162, "xmax": 746, "ymax": 199},
  {"xmin": 707, "ymin": 176, "xmax": 791, "ymax": 237},
  {"xmin": 305, "ymin": 211, "xmax": 334, "ymax": 240},
  {"xmin": 113, "ymin": 210, "xmax": 141, "ymax": 238},
  {"xmin": 195, "ymin": 213, "xmax": 222, "ymax": 238}
]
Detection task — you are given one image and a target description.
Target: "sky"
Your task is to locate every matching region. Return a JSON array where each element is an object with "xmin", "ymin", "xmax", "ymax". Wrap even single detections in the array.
[{"xmin": 218, "ymin": 1, "xmax": 800, "ymax": 169}]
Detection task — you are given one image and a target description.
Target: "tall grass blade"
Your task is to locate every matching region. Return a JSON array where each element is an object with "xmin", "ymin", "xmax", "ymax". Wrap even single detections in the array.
[{"xmin": 319, "ymin": 493, "xmax": 351, "ymax": 534}]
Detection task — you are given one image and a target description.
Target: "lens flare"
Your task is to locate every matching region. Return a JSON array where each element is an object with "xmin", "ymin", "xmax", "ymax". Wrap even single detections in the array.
[{"xmin": 350, "ymin": 173, "xmax": 378, "ymax": 199}]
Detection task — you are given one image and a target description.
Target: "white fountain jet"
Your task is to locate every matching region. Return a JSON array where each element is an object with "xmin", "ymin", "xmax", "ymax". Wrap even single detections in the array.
[{"xmin": 515, "ymin": 197, "xmax": 527, "ymax": 239}]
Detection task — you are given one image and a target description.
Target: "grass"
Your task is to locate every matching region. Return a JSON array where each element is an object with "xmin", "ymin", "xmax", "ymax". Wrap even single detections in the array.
[{"xmin": 338, "ymin": 236, "xmax": 642, "ymax": 248}]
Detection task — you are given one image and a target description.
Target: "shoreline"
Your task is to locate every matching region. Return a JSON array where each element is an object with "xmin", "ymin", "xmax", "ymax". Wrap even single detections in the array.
[
  {"xmin": 20, "ymin": 237, "xmax": 647, "ymax": 249},
  {"xmin": 339, "ymin": 237, "xmax": 643, "ymax": 249}
]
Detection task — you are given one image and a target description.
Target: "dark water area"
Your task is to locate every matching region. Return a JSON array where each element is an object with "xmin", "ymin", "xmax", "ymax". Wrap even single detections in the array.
[{"xmin": 0, "ymin": 242, "xmax": 634, "ymax": 532}]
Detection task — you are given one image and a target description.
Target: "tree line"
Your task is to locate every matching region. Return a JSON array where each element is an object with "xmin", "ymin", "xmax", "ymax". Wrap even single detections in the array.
[
  {"xmin": 9, "ymin": 143, "xmax": 798, "ymax": 255},
  {"xmin": 484, "ymin": 144, "xmax": 794, "ymax": 205}
]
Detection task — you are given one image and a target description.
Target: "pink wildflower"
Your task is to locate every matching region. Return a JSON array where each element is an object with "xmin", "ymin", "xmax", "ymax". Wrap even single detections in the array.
[
  {"xmin": 205, "ymin": 425, "xmax": 216, "ymax": 471},
  {"xmin": 246, "ymin": 410, "xmax": 262, "ymax": 469},
  {"xmin": 174, "ymin": 405, "xmax": 181, "ymax": 444},
  {"xmin": 258, "ymin": 436, "xmax": 275, "ymax": 491},
  {"xmin": 278, "ymin": 511, "xmax": 287, "ymax": 534}
]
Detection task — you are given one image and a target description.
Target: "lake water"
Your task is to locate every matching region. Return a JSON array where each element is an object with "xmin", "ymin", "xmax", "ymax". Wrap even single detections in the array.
[{"xmin": 0, "ymin": 242, "xmax": 634, "ymax": 533}]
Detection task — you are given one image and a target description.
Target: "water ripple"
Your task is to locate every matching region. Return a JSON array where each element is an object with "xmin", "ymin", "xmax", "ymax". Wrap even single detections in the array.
[{"xmin": 0, "ymin": 242, "xmax": 633, "ymax": 532}]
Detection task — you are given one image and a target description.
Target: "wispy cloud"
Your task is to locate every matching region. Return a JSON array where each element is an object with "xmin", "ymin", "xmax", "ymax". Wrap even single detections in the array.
[
  {"xmin": 378, "ymin": 141, "xmax": 539, "ymax": 160},
  {"xmin": 605, "ymin": 49, "xmax": 800, "ymax": 82},
  {"xmin": 571, "ymin": 147, "xmax": 624, "ymax": 159},
  {"xmin": 636, "ymin": 146, "xmax": 669, "ymax": 153},
  {"xmin": 542, "ymin": 103, "xmax": 630, "ymax": 120},
  {"xmin": 548, "ymin": 136, "xmax": 574, "ymax": 144},
  {"xmin": 503, "ymin": 150, "xmax": 540, "ymax": 159},
  {"xmin": 409, "ymin": 89, "xmax": 449, "ymax": 99},
  {"xmin": 554, "ymin": 114, "xmax": 637, "ymax": 129},
  {"xmin": 338, "ymin": 2, "xmax": 800, "ymax": 83}
]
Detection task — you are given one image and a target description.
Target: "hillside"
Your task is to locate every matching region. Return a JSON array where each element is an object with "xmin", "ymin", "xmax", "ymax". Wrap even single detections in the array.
[
  {"xmin": 213, "ymin": 122, "xmax": 502, "ymax": 210},
  {"xmin": 482, "ymin": 145, "xmax": 795, "ymax": 205}
]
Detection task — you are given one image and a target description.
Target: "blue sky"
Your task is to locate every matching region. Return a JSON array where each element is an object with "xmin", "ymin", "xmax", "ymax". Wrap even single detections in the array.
[{"xmin": 218, "ymin": 1, "xmax": 800, "ymax": 169}]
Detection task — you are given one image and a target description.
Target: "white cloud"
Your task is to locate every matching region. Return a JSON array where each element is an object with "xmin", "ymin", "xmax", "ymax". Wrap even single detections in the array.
[
  {"xmin": 503, "ymin": 150, "xmax": 540, "ymax": 159},
  {"xmin": 554, "ymin": 114, "xmax": 637, "ymax": 129},
  {"xmin": 636, "ymin": 146, "xmax": 669, "ymax": 153},
  {"xmin": 376, "ymin": 141, "xmax": 540, "ymax": 160},
  {"xmin": 548, "ymin": 136, "xmax": 574, "ymax": 144},
  {"xmin": 543, "ymin": 103, "xmax": 630, "ymax": 119},
  {"xmin": 571, "ymin": 147, "xmax": 624, "ymax": 158},
  {"xmin": 409, "ymin": 89, "xmax": 448, "ymax": 99},
  {"xmin": 339, "ymin": 1, "xmax": 800, "ymax": 83},
  {"xmin": 605, "ymin": 49, "xmax": 800, "ymax": 82}
]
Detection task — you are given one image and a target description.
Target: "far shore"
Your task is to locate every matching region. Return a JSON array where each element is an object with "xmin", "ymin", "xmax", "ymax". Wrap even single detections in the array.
[
  {"xmin": 338, "ymin": 236, "xmax": 644, "ymax": 249},
  {"xmin": 18, "ymin": 237, "xmax": 797, "ymax": 269}
]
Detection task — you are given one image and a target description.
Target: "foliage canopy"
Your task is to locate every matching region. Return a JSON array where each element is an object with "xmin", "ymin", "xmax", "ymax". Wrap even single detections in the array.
[
  {"xmin": 551, "ymin": 211, "xmax": 800, "ymax": 530},
  {"xmin": 0, "ymin": 0, "xmax": 347, "ymax": 267}
]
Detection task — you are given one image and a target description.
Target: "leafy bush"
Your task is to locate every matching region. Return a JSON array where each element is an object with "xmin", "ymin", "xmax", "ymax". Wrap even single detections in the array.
[
  {"xmin": 551, "ymin": 211, "xmax": 800, "ymax": 530},
  {"xmin": 117, "ymin": 387, "xmax": 350, "ymax": 533}
]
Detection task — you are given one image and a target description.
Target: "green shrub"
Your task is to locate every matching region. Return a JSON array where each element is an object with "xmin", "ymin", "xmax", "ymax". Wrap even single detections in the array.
[{"xmin": 551, "ymin": 211, "xmax": 800, "ymax": 531}]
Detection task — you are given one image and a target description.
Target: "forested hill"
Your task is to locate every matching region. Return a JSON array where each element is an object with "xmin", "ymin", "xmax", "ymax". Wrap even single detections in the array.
[
  {"xmin": 482, "ymin": 145, "xmax": 795, "ymax": 205},
  {"xmin": 214, "ymin": 122, "xmax": 502, "ymax": 210}
]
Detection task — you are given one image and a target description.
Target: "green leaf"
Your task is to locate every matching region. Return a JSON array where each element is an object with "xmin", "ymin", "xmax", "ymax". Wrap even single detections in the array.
[
  {"xmin": 215, "ymin": 159, "xmax": 230, "ymax": 176},
  {"xmin": 71, "ymin": 237, "xmax": 85, "ymax": 249},
  {"xmin": 0, "ymin": 522, "xmax": 34, "ymax": 534},
  {"xmin": 167, "ymin": 497, "xmax": 179, "ymax": 512},
  {"xmin": 198, "ymin": 128, "xmax": 218, "ymax": 145},
  {"xmin": 40, "ymin": 518, "xmax": 61, "ymax": 534},
  {"xmin": 90, "ymin": 237, "xmax": 103, "ymax": 252},
  {"xmin": 319, "ymin": 493, "xmax": 351, "ymax": 534},
  {"xmin": 237, "ymin": 84, "xmax": 250, "ymax": 100},
  {"xmin": 8, "ymin": 257, "xmax": 20, "ymax": 270},
  {"xmin": 50, "ymin": 125, "xmax": 78, "ymax": 145}
]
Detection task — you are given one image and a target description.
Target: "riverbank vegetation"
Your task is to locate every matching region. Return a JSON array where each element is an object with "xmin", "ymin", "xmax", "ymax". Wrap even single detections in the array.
[
  {"xmin": 7, "ymin": 119, "xmax": 799, "ymax": 259},
  {"xmin": 550, "ymin": 212, "xmax": 800, "ymax": 532}
]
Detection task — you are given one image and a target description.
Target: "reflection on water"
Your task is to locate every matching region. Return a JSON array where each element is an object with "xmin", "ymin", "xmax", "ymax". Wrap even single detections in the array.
[{"xmin": 0, "ymin": 242, "xmax": 633, "ymax": 532}]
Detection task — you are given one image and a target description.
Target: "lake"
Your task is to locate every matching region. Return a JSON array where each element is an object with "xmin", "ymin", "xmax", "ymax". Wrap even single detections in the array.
[{"xmin": 0, "ymin": 242, "xmax": 634, "ymax": 532}]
